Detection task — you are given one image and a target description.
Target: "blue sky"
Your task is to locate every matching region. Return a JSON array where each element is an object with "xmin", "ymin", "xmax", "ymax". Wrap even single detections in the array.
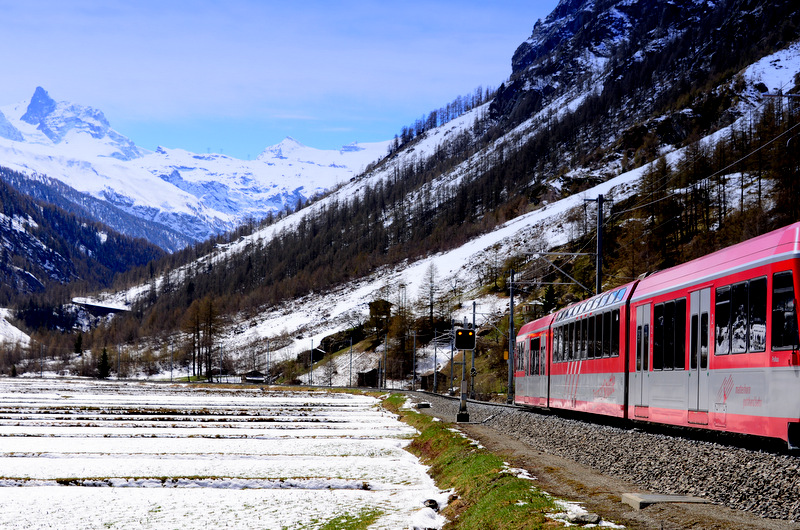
[{"xmin": 0, "ymin": 1, "xmax": 559, "ymax": 159}]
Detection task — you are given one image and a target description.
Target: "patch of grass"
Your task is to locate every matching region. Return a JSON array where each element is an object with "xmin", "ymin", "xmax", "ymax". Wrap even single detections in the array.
[
  {"xmin": 385, "ymin": 394, "xmax": 558, "ymax": 529},
  {"xmin": 289, "ymin": 508, "xmax": 383, "ymax": 530},
  {"xmin": 317, "ymin": 508, "xmax": 383, "ymax": 530}
]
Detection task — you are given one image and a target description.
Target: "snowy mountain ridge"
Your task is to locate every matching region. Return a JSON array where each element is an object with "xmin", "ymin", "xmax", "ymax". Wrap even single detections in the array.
[{"xmin": 0, "ymin": 87, "xmax": 391, "ymax": 250}]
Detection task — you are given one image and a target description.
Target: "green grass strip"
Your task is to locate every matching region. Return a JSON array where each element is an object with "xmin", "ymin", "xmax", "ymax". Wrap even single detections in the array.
[
  {"xmin": 292, "ymin": 508, "xmax": 383, "ymax": 530},
  {"xmin": 317, "ymin": 508, "xmax": 383, "ymax": 529},
  {"xmin": 383, "ymin": 394, "xmax": 558, "ymax": 529}
]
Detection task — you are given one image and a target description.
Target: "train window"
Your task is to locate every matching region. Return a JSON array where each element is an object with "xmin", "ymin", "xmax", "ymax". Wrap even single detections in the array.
[
  {"xmin": 691, "ymin": 314, "xmax": 698, "ymax": 369},
  {"xmin": 587, "ymin": 316, "xmax": 595, "ymax": 358},
  {"xmin": 653, "ymin": 299, "xmax": 685, "ymax": 370},
  {"xmin": 552, "ymin": 328, "xmax": 559, "ymax": 362},
  {"xmin": 700, "ymin": 312, "xmax": 709, "ymax": 369},
  {"xmin": 557, "ymin": 326, "xmax": 565, "ymax": 362},
  {"xmin": 749, "ymin": 277, "xmax": 767, "ymax": 352},
  {"xmin": 530, "ymin": 338, "xmax": 540, "ymax": 375},
  {"xmin": 540, "ymin": 341, "xmax": 547, "ymax": 375},
  {"xmin": 715, "ymin": 286, "xmax": 731, "ymax": 355},
  {"xmin": 581, "ymin": 318, "xmax": 588, "ymax": 359},
  {"xmin": 653, "ymin": 304, "xmax": 664, "ymax": 370},
  {"xmin": 772, "ymin": 271, "xmax": 799, "ymax": 350},
  {"xmin": 516, "ymin": 341, "xmax": 525, "ymax": 371},
  {"xmin": 675, "ymin": 299, "xmax": 686, "ymax": 369},
  {"xmin": 594, "ymin": 313, "xmax": 603, "ymax": 358},
  {"xmin": 568, "ymin": 322, "xmax": 575, "ymax": 360},
  {"xmin": 664, "ymin": 301, "xmax": 676, "ymax": 369},
  {"xmin": 611, "ymin": 309, "xmax": 620, "ymax": 357},
  {"xmin": 603, "ymin": 311, "xmax": 611, "ymax": 357},
  {"xmin": 643, "ymin": 324, "xmax": 650, "ymax": 371},
  {"xmin": 615, "ymin": 288, "xmax": 626, "ymax": 302},
  {"xmin": 636, "ymin": 325, "xmax": 642, "ymax": 371},
  {"xmin": 731, "ymin": 282, "xmax": 749, "ymax": 354}
]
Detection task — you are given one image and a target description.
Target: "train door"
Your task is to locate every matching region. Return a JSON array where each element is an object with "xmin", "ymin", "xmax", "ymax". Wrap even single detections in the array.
[
  {"xmin": 633, "ymin": 304, "xmax": 651, "ymax": 417},
  {"xmin": 530, "ymin": 336, "xmax": 541, "ymax": 402},
  {"xmin": 689, "ymin": 288, "xmax": 710, "ymax": 417},
  {"xmin": 540, "ymin": 335, "xmax": 548, "ymax": 403}
]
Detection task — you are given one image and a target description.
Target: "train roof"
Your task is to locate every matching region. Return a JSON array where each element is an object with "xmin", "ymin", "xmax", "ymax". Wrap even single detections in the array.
[
  {"xmin": 517, "ymin": 279, "xmax": 637, "ymax": 338},
  {"xmin": 632, "ymin": 222, "xmax": 800, "ymax": 301},
  {"xmin": 517, "ymin": 313, "xmax": 554, "ymax": 338},
  {"xmin": 552, "ymin": 280, "xmax": 637, "ymax": 325}
]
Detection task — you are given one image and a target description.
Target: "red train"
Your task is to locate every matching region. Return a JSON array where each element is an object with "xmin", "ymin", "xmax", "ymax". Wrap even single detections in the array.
[{"xmin": 515, "ymin": 222, "xmax": 800, "ymax": 448}]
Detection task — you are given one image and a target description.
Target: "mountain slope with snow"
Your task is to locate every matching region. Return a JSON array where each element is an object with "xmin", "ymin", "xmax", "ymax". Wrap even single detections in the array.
[{"xmin": 0, "ymin": 87, "xmax": 390, "ymax": 249}]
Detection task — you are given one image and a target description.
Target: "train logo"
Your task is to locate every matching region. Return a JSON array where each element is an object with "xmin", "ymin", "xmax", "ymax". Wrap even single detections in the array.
[
  {"xmin": 593, "ymin": 374, "xmax": 616, "ymax": 399},
  {"xmin": 716, "ymin": 374, "xmax": 734, "ymax": 404}
]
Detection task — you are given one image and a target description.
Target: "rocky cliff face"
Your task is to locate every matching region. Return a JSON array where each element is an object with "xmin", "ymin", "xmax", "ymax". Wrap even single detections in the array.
[
  {"xmin": 21, "ymin": 86, "xmax": 144, "ymax": 160},
  {"xmin": 491, "ymin": 0, "xmax": 800, "ymax": 149}
]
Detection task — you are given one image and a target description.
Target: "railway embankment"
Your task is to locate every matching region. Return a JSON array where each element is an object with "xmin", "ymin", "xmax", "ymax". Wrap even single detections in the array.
[{"xmin": 411, "ymin": 392, "xmax": 800, "ymax": 526}]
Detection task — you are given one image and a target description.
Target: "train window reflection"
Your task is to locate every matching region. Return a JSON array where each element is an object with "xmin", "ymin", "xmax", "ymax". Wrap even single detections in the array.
[
  {"xmin": 731, "ymin": 282, "xmax": 749, "ymax": 354},
  {"xmin": 715, "ymin": 286, "xmax": 731, "ymax": 355},
  {"xmin": 772, "ymin": 271, "xmax": 799, "ymax": 350},
  {"xmin": 749, "ymin": 278, "xmax": 767, "ymax": 352}
]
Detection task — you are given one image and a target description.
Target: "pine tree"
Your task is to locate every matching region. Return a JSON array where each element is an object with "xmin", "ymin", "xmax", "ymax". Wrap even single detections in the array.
[{"xmin": 97, "ymin": 347, "xmax": 111, "ymax": 379}]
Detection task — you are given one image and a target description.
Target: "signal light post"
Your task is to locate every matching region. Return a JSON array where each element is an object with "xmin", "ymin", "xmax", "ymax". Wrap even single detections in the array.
[{"xmin": 455, "ymin": 326, "xmax": 475, "ymax": 423}]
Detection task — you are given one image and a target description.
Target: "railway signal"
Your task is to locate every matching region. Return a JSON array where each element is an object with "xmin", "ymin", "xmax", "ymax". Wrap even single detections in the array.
[{"xmin": 455, "ymin": 328, "xmax": 475, "ymax": 350}]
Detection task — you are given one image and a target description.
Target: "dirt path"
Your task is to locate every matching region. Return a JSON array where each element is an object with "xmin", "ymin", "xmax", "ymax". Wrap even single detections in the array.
[{"xmin": 424, "ymin": 412, "xmax": 800, "ymax": 529}]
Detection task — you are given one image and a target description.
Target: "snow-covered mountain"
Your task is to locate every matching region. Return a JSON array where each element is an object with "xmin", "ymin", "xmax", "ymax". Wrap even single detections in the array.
[{"xmin": 0, "ymin": 87, "xmax": 390, "ymax": 250}]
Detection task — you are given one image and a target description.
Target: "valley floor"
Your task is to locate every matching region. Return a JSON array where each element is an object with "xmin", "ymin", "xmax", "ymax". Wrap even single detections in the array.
[{"xmin": 0, "ymin": 379, "xmax": 447, "ymax": 529}]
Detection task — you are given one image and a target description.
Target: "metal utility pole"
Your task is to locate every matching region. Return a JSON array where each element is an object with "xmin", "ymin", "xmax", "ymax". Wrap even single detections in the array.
[
  {"xmin": 433, "ymin": 333, "xmax": 438, "ymax": 393},
  {"xmin": 584, "ymin": 194, "xmax": 604, "ymax": 295},
  {"xmin": 471, "ymin": 301, "xmax": 476, "ymax": 399},
  {"xmin": 383, "ymin": 334, "xmax": 388, "ymax": 390},
  {"xmin": 412, "ymin": 331, "xmax": 417, "ymax": 391},
  {"xmin": 449, "ymin": 322, "xmax": 455, "ymax": 395},
  {"xmin": 508, "ymin": 269, "xmax": 515, "ymax": 404}
]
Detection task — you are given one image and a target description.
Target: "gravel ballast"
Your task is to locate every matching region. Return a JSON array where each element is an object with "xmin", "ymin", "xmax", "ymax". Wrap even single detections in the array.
[{"xmin": 415, "ymin": 393, "xmax": 800, "ymax": 522}]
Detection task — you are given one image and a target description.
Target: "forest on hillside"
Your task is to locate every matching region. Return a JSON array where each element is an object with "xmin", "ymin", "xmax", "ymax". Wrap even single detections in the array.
[
  {"xmin": 28, "ymin": 87, "xmax": 794, "ymax": 383},
  {"xmin": 0, "ymin": 168, "xmax": 164, "ymax": 308}
]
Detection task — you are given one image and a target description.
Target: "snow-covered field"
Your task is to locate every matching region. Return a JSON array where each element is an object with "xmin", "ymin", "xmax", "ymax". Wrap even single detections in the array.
[{"xmin": 0, "ymin": 379, "xmax": 447, "ymax": 529}]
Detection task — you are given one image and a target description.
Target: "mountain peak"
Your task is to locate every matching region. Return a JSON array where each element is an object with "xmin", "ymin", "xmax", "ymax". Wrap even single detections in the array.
[
  {"xmin": 21, "ymin": 86, "xmax": 57, "ymax": 125},
  {"xmin": 257, "ymin": 136, "xmax": 307, "ymax": 160},
  {"xmin": 9, "ymin": 86, "xmax": 144, "ymax": 160},
  {"xmin": 279, "ymin": 136, "xmax": 304, "ymax": 148}
]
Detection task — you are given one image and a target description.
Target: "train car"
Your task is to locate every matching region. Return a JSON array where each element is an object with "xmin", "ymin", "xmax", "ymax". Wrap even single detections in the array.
[
  {"xmin": 514, "ymin": 282, "xmax": 636, "ymax": 415},
  {"xmin": 514, "ymin": 222, "xmax": 800, "ymax": 447},
  {"xmin": 514, "ymin": 313, "xmax": 553, "ymax": 407},
  {"xmin": 547, "ymin": 282, "xmax": 635, "ymax": 417},
  {"xmin": 628, "ymin": 223, "xmax": 800, "ymax": 446}
]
